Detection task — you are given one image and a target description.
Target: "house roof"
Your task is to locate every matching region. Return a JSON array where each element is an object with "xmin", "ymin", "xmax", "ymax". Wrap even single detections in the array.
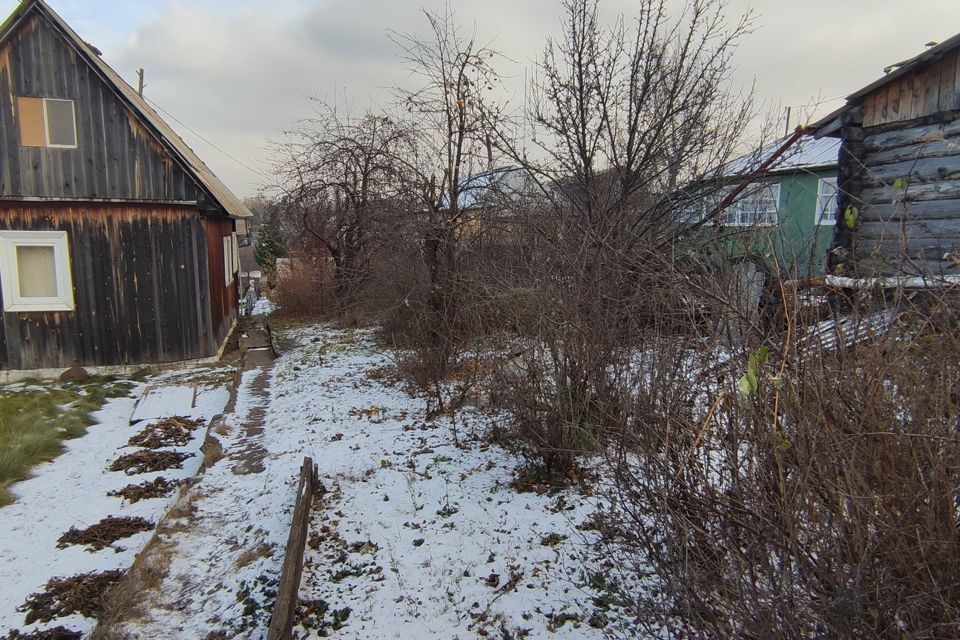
[
  {"xmin": 812, "ymin": 32, "xmax": 960, "ymax": 137},
  {"xmin": 0, "ymin": 0, "xmax": 252, "ymax": 219},
  {"xmin": 456, "ymin": 167, "xmax": 527, "ymax": 210},
  {"xmin": 723, "ymin": 135, "xmax": 840, "ymax": 178}
]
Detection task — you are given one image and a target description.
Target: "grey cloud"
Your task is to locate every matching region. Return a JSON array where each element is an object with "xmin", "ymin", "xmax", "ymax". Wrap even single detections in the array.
[{"xmin": 14, "ymin": 0, "xmax": 960, "ymax": 198}]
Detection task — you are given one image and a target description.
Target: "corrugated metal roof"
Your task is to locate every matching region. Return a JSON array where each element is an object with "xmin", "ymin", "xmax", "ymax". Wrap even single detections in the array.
[
  {"xmin": 0, "ymin": 0, "xmax": 252, "ymax": 219},
  {"xmin": 723, "ymin": 135, "xmax": 840, "ymax": 178}
]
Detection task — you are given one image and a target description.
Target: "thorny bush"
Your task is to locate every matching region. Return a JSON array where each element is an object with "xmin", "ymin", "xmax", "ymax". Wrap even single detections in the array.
[{"xmin": 602, "ymin": 290, "xmax": 960, "ymax": 639}]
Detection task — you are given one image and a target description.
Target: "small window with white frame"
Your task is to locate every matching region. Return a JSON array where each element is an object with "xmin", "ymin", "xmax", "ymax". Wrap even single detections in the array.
[
  {"xmin": 223, "ymin": 234, "xmax": 240, "ymax": 287},
  {"xmin": 720, "ymin": 182, "xmax": 780, "ymax": 227},
  {"xmin": 816, "ymin": 177, "xmax": 839, "ymax": 225},
  {"xmin": 17, "ymin": 97, "xmax": 78, "ymax": 149},
  {"xmin": 0, "ymin": 231, "xmax": 75, "ymax": 312}
]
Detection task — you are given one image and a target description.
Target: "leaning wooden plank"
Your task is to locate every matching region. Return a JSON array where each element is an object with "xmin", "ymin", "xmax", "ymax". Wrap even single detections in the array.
[{"xmin": 266, "ymin": 457, "xmax": 318, "ymax": 640}]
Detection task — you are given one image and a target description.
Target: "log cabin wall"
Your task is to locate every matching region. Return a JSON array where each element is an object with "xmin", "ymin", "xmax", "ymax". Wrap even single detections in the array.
[
  {"xmin": 0, "ymin": 13, "xmax": 200, "ymax": 203},
  {"xmin": 0, "ymin": 202, "xmax": 216, "ymax": 369},
  {"xmin": 205, "ymin": 216, "xmax": 237, "ymax": 351},
  {"xmin": 832, "ymin": 50, "xmax": 960, "ymax": 276}
]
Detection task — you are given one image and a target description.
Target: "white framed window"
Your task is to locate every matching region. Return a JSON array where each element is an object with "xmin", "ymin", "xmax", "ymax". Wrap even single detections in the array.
[
  {"xmin": 720, "ymin": 182, "xmax": 780, "ymax": 227},
  {"xmin": 0, "ymin": 231, "xmax": 75, "ymax": 312},
  {"xmin": 17, "ymin": 97, "xmax": 78, "ymax": 149},
  {"xmin": 44, "ymin": 99, "xmax": 78, "ymax": 148},
  {"xmin": 231, "ymin": 232, "xmax": 240, "ymax": 278},
  {"xmin": 816, "ymin": 177, "xmax": 839, "ymax": 225},
  {"xmin": 223, "ymin": 236, "xmax": 234, "ymax": 286},
  {"xmin": 223, "ymin": 234, "xmax": 240, "ymax": 287}
]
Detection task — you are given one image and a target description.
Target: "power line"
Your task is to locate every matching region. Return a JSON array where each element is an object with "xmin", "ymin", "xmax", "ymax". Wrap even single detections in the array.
[{"xmin": 142, "ymin": 94, "xmax": 270, "ymax": 182}]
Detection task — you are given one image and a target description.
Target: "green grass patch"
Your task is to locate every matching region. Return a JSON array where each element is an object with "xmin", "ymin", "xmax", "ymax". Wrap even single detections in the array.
[{"xmin": 0, "ymin": 376, "xmax": 135, "ymax": 506}]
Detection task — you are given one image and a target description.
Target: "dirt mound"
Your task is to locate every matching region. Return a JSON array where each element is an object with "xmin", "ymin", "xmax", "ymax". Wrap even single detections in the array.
[
  {"xmin": 3, "ymin": 627, "xmax": 83, "ymax": 640},
  {"xmin": 128, "ymin": 416, "xmax": 204, "ymax": 449},
  {"xmin": 19, "ymin": 570, "xmax": 125, "ymax": 625},
  {"xmin": 109, "ymin": 450, "xmax": 194, "ymax": 475},
  {"xmin": 107, "ymin": 477, "xmax": 182, "ymax": 503},
  {"xmin": 57, "ymin": 516, "xmax": 155, "ymax": 551}
]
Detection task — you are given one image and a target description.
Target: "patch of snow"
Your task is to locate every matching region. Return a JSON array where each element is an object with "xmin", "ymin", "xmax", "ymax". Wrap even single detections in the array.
[
  {"xmin": 277, "ymin": 327, "xmax": 627, "ymax": 638},
  {"xmin": 0, "ymin": 385, "xmax": 208, "ymax": 637},
  {"xmin": 253, "ymin": 297, "xmax": 276, "ymax": 316},
  {"xmin": 130, "ymin": 385, "xmax": 199, "ymax": 423},
  {"xmin": 119, "ymin": 363, "xmax": 308, "ymax": 638}
]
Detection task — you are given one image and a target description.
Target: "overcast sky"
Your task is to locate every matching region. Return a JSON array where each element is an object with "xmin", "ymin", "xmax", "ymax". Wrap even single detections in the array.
[{"xmin": 4, "ymin": 0, "xmax": 960, "ymax": 199}]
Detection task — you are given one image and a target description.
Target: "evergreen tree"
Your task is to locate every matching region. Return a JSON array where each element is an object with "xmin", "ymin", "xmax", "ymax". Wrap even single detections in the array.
[{"xmin": 254, "ymin": 209, "xmax": 286, "ymax": 272}]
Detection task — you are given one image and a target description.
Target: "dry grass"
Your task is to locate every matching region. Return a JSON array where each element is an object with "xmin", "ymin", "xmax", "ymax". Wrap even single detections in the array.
[
  {"xmin": 0, "ymin": 378, "xmax": 134, "ymax": 505},
  {"xmin": 234, "ymin": 542, "xmax": 274, "ymax": 569},
  {"xmin": 107, "ymin": 477, "xmax": 182, "ymax": 503},
  {"xmin": 108, "ymin": 451, "xmax": 194, "ymax": 475},
  {"xmin": 200, "ymin": 435, "xmax": 225, "ymax": 469},
  {"xmin": 90, "ymin": 537, "xmax": 177, "ymax": 640},
  {"xmin": 20, "ymin": 570, "xmax": 125, "ymax": 625},
  {"xmin": 56, "ymin": 516, "xmax": 154, "ymax": 551}
]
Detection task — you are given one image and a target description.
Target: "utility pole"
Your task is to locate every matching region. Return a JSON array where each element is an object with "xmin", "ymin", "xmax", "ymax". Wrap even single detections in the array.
[{"xmin": 136, "ymin": 68, "xmax": 145, "ymax": 97}]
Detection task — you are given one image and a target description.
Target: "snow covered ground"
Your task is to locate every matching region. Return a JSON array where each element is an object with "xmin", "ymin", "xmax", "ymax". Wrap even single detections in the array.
[
  {"xmin": 252, "ymin": 296, "xmax": 277, "ymax": 316},
  {"xmin": 0, "ymin": 371, "xmax": 230, "ymax": 638},
  {"xmin": 284, "ymin": 327, "xmax": 626, "ymax": 639},
  {"xmin": 116, "ymin": 358, "xmax": 311, "ymax": 639},
  {"xmin": 2, "ymin": 324, "xmax": 632, "ymax": 638}
]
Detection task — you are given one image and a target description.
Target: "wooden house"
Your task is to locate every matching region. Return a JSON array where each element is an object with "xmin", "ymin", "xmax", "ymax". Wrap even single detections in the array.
[
  {"xmin": 0, "ymin": 0, "xmax": 251, "ymax": 374},
  {"xmin": 688, "ymin": 136, "xmax": 841, "ymax": 277},
  {"xmin": 813, "ymin": 34, "xmax": 960, "ymax": 278}
]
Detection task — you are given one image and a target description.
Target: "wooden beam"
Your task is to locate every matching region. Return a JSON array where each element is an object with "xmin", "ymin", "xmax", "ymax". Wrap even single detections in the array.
[
  {"xmin": 266, "ymin": 457, "xmax": 318, "ymax": 640},
  {"xmin": 938, "ymin": 50, "xmax": 958, "ymax": 112}
]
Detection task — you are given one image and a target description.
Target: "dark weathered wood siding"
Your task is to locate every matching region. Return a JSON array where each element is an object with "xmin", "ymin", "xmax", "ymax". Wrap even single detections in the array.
[
  {"xmin": 205, "ymin": 217, "xmax": 237, "ymax": 351},
  {"xmin": 830, "ymin": 45, "xmax": 960, "ymax": 278},
  {"xmin": 862, "ymin": 50, "xmax": 960, "ymax": 128},
  {"xmin": 0, "ymin": 203, "xmax": 217, "ymax": 369},
  {"xmin": 0, "ymin": 13, "xmax": 200, "ymax": 203}
]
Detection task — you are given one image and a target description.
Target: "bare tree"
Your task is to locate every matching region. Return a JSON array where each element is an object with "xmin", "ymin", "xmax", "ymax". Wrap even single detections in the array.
[
  {"xmin": 389, "ymin": 6, "xmax": 506, "ymax": 377},
  {"xmin": 485, "ymin": 0, "xmax": 755, "ymax": 473},
  {"xmin": 272, "ymin": 103, "xmax": 415, "ymax": 310}
]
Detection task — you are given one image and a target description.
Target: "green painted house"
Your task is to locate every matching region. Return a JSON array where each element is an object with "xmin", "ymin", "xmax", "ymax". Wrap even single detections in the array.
[{"xmin": 687, "ymin": 136, "xmax": 841, "ymax": 277}]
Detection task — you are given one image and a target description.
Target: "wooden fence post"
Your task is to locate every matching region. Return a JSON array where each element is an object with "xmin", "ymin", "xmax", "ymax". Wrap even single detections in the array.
[{"xmin": 266, "ymin": 457, "xmax": 317, "ymax": 640}]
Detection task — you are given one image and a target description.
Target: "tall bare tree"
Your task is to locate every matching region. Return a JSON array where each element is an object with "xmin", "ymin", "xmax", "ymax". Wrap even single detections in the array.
[
  {"xmin": 389, "ymin": 6, "xmax": 506, "ymax": 375},
  {"xmin": 488, "ymin": 0, "xmax": 755, "ymax": 471},
  {"xmin": 272, "ymin": 104, "xmax": 415, "ymax": 309}
]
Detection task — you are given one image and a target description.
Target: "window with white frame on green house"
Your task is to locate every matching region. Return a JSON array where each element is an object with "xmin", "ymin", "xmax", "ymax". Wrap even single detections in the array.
[{"xmin": 816, "ymin": 177, "xmax": 839, "ymax": 225}]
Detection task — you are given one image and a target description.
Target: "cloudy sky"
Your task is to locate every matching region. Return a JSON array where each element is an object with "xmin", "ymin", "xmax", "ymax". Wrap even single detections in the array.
[{"xmin": 3, "ymin": 0, "xmax": 960, "ymax": 199}]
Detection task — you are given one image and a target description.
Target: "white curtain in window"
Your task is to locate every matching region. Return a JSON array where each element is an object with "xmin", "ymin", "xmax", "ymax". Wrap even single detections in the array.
[{"xmin": 16, "ymin": 245, "xmax": 58, "ymax": 297}]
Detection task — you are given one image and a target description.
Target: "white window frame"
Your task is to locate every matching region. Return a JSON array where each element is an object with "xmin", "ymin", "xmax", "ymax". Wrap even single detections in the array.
[
  {"xmin": 816, "ymin": 177, "xmax": 839, "ymax": 226},
  {"xmin": 720, "ymin": 182, "xmax": 780, "ymax": 227},
  {"xmin": 223, "ymin": 236, "xmax": 234, "ymax": 286},
  {"xmin": 42, "ymin": 98, "xmax": 78, "ymax": 149},
  {"xmin": 0, "ymin": 230, "xmax": 75, "ymax": 312},
  {"xmin": 231, "ymin": 232, "xmax": 240, "ymax": 278}
]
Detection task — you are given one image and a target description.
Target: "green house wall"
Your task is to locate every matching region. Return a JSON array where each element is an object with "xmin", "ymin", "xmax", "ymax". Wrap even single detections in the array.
[
  {"xmin": 721, "ymin": 167, "xmax": 837, "ymax": 277},
  {"xmin": 770, "ymin": 167, "xmax": 836, "ymax": 276}
]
